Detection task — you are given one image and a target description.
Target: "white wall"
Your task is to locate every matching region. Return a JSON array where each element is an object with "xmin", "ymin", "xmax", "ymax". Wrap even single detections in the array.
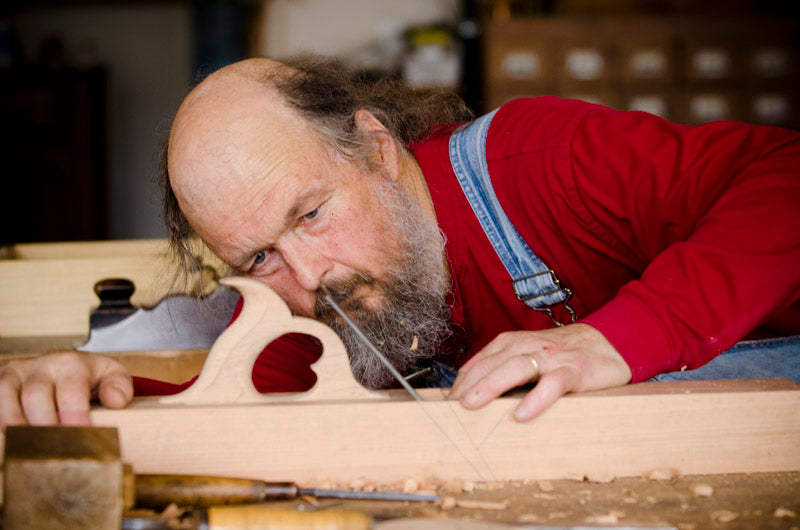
[
  {"xmin": 14, "ymin": 6, "xmax": 192, "ymax": 239},
  {"xmin": 258, "ymin": 0, "xmax": 460, "ymax": 61}
]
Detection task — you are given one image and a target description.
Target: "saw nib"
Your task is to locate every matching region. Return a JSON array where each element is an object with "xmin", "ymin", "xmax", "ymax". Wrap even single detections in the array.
[{"xmin": 298, "ymin": 488, "xmax": 439, "ymax": 502}]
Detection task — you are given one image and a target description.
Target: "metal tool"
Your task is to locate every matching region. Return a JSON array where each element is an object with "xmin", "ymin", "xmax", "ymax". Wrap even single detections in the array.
[
  {"xmin": 322, "ymin": 292, "xmax": 423, "ymax": 401},
  {"xmin": 80, "ymin": 284, "xmax": 239, "ymax": 352},
  {"xmin": 134, "ymin": 474, "xmax": 439, "ymax": 509}
]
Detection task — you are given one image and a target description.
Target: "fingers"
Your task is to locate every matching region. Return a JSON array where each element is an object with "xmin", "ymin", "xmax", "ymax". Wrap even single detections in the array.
[
  {"xmin": 512, "ymin": 366, "xmax": 575, "ymax": 421},
  {"xmin": 448, "ymin": 325, "xmax": 632, "ymax": 423},
  {"xmin": 0, "ymin": 367, "xmax": 26, "ymax": 428},
  {"xmin": 0, "ymin": 351, "xmax": 133, "ymax": 431},
  {"xmin": 451, "ymin": 353, "xmax": 540, "ymax": 409}
]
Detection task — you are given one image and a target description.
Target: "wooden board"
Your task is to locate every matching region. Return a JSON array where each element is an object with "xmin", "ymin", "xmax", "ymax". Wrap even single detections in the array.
[
  {"xmin": 77, "ymin": 278, "xmax": 800, "ymax": 483},
  {"xmin": 0, "ymin": 239, "xmax": 226, "ymax": 338}
]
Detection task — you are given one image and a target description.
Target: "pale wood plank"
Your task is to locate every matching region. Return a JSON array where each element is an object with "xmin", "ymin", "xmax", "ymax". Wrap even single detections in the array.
[
  {"xmin": 0, "ymin": 239, "xmax": 226, "ymax": 338},
  {"xmin": 87, "ymin": 380, "xmax": 800, "ymax": 483}
]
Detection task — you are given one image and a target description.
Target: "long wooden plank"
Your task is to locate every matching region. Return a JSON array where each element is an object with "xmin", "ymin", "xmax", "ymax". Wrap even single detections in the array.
[{"xmin": 87, "ymin": 379, "xmax": 800, "ymax": 483}]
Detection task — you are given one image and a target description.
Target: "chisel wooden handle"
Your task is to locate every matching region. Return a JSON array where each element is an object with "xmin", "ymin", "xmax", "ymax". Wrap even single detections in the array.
[
  {"xmin": 135, "ymin": 475, "xmax": 299, "ymax": 508},
  {"xmin": 196, "ymin": 505, "xmax": 372, "ymax": 530}
]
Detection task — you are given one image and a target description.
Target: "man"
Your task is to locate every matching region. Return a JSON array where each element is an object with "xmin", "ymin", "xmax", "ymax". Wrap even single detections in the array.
[{"xmin": 1, "ymin": 56, "xmax": 799, "ymax": 430}]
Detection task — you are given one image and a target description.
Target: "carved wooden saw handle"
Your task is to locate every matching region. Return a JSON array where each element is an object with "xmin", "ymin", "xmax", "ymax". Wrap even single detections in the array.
[{"xmin": 159, "ymin": 277, "xmax": 384, "ymax": 405}]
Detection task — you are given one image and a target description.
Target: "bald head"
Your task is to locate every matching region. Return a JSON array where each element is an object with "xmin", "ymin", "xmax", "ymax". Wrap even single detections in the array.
[{"xmin": 167, "ymin": 58, "xmax": 328, "ymax": 248}]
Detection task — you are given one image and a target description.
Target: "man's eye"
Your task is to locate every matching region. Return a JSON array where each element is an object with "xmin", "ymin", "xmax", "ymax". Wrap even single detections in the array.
[
  {"xmin": 304, "ymin": 208, "xmax": 319, "ymax": 220},
  {"xmin": 253, "ymin": 251, "xmax": 267, "ymax": 265}
]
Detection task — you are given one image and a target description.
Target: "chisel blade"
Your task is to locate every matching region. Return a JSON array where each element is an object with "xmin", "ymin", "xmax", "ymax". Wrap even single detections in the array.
[{"xmin": 298, "ymin": 487, "xmax": 439, "ymax": 502}]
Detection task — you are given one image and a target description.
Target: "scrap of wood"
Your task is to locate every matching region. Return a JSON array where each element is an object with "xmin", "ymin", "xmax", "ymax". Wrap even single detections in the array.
[
  {"xmin": 5, "ymin": 278, "xmax": 798, "ymax": 484},
  {"xmin": 0, "ymin": 238, "xmax": 224, "ymax": 338}
]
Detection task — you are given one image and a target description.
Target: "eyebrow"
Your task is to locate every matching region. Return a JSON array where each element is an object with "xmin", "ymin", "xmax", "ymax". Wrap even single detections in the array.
[{"xmin": 232, "ymin": 187, "xmax": 321, "ymax": 271}]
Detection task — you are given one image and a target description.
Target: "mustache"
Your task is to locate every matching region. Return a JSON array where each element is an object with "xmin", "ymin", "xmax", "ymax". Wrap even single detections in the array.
[{"xmin": 312, "ymin": 272, "xmax": 377, "ymax": 322}]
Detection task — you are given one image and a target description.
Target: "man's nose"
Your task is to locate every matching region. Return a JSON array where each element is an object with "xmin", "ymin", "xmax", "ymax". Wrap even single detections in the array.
[{"xmin": 281, "ymin": 241, "xmax": 332, "ymax": 292}]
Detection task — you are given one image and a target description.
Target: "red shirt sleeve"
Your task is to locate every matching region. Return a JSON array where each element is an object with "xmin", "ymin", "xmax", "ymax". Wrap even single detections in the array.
[
  {"xmin": 570, "ymin": 108, "xmax": 800, "ymax": 381},
  {"xmin": 133, "ymin": 297, "xmax": 321, "ymax": 396}
]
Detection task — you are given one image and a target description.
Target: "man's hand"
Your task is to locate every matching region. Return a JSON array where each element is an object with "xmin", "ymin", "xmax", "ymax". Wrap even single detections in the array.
[
  {"xmin": 448, "ymin": 323, "xmax": 632, "ymax": 421},
  {"xmin": 0, "ymin": 351, "xmax": 133, "ymax": 431}
]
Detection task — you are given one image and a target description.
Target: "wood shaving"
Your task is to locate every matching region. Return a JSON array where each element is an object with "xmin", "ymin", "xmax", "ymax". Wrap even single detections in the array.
[
  {"xmin": 690, "ymin": 483, "xmax": 714, "ymax": 497},
  {"xmin": 532, "ymin": 493, "xmax": 557, "ymax": 500},
  {"xmin": 536, "ymin": 480, "xmax": 554, "ymax": 492},
  {"xmin": 517, "ymin": 514, "xmax": 541, "ymax": 523},
  {"xmin": 585, "ymin": 510, "xmax": 625, "ymax": 524},
  {"xmin": 456, "ymin": 499, "xmax": 510, "ymax": 510},
  {"xmin": 299, "ymin": 495, "xmax": 319, "ymax": 506},
  {"xmin": 774, "ymin": 507, "xmax": 797, "ymax": 518},
  {"xmin": 439, "ymin": 496, "xmax": 457, "ymax": 510},
  {"xmin": 402, "ymin": 478, "xmax": 419, "ymax": 493},
  {"xmin": 643, "ymin": 468, "xmax": 679, "ymax": 481},
  {"xmin": 622, "ymin": 496, "xmax": 638, "ymax": 504},
  {"xmin": 712, "ymin": 510, "xmax": 739, "ymax": 523},
  {"xmin": 410, "ymin": 336, "xmax": 418, "ymax": 351}
]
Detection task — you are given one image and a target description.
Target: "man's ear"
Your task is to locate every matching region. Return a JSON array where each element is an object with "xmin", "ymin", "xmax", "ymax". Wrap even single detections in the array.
[{"xmin": 354, "ymin": 109, "xmax": 400, "ymax": 180}]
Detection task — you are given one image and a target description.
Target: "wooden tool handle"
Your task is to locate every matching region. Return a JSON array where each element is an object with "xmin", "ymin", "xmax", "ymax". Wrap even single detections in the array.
[
  {"xmin": 135, "ymin": 475, "xmax": 297, "ymax": 508},
  {"xmin": 201, "ymin": 505, "xmax": 372, "ymax": 530}
]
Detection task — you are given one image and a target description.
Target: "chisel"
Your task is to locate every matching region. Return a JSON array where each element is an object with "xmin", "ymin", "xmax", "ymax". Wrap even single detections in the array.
[{"xmin": 134, "ymin": 474, "xmax": 439, "ymax": 509}]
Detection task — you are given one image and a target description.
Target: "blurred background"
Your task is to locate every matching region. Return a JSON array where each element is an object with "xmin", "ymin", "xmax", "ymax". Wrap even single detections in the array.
[{"xmin": 1, "ymin": 0, "xmax": 797, "ymax": 244}]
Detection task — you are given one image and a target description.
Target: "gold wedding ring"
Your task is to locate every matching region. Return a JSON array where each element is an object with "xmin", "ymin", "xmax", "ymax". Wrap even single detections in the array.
[{"xmin": 522, "ymin": 353, "xmax": 540, "ymax": 383}]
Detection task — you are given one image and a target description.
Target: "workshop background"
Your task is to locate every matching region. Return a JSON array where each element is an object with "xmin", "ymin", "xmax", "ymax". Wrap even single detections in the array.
[{"xmin": 1, "ymin": 0, "xmax": 798, "ymax": 246}]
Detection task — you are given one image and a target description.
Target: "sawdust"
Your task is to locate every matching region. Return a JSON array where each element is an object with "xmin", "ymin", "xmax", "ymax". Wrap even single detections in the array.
[
  {"xmin": 455, "ymin": 499, "xmax": 510, "ymax": 510},
  {"xmin": 584, "ymin": 509, "xmax": 625, "ymax": 524},
  {"xmin": 690, "ymin": 483, "xmax": 714, "ymax": 497},
  {"xmin": 774, "ymin": 507, "xmax": 797, "ymax": 518},
  {"xmin": 643, "ymin": 468, "xmax": 680, "ymax": 481},
  {"xmin": 711, "ymin": 509, "xmax": 739, "ymax": 523}
]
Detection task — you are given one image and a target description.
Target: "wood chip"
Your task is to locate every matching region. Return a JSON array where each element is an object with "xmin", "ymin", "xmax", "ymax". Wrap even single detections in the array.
[
  {"xmin": 456, "ymin": 499, "xmax": 510, "ymax": 510},
  {"xmin": 643, "ymin": 468, "xmax": 679, "ymax": 481},
  {"xmin": 402, "ymin": 478, "xmax": 419, "ymax": 493},
  {"xmin": 349, "ymin": 478, "xmax": 367, "ymax": 490},
  {"xmin": 585, "ymin": 510, "xmax": 625, "ymax": 524},
  {"xmin": 536, "ymin": 479, "xmax": 554, "ymax": 492},
  {"xmin": 532, "ymin": 493, "xmax": 557, "ymax": 500},
  {"xmin": 774, "ymin": 507, "xmax": 797, "ymax": 518},
  {"xmin": 690, "ymin": 483, "xmax": 714, "ymax": 497},
  {"xmin": 410, "ymin": 336, "xmax": 419, "ymax": 351},
  {"xmin": 712, "ymin": 510, "xmax": 739, "ymax": 523}
]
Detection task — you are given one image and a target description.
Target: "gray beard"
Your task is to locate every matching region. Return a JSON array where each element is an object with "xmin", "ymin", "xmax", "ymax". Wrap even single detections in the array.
[{"xmin": 313, "ymin": 178, "xmax": 451, "ymax": 389}]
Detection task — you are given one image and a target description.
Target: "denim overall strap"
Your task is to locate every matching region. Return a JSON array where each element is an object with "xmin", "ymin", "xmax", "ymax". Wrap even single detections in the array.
[{"xmin": 449, "ymin": 110, "xmax": 576, "ymax": 326}]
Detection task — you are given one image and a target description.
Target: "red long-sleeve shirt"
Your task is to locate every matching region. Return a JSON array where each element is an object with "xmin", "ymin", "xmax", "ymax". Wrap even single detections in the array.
[{"xmin": 135, "ymin": 97, "xmax": 800, "ymax": 395}]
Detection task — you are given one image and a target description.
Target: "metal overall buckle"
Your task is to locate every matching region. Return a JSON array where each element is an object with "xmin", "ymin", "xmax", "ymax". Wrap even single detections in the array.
[{"xmin": 514, "ymin": 270, "xmax": 577, "ymax": 327}]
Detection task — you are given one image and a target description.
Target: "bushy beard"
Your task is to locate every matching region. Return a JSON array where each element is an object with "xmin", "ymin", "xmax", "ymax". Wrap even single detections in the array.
[{"xmin": 312, "ymin": 178, "xmax": 451, "ymax": 389}]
